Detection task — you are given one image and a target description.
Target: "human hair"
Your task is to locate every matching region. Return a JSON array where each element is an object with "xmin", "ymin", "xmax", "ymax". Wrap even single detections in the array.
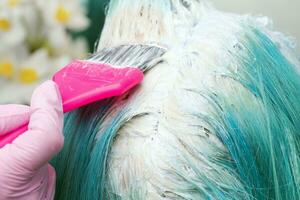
[{"xmin": 52, "ymin": 1, "xmax": 300, "ymax": 199}]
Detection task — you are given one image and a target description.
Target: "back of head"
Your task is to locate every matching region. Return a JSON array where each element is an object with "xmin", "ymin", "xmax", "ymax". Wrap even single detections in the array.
[{"xmin": 52, "ymin": 1, "xmax": 300, "ymax": 199}]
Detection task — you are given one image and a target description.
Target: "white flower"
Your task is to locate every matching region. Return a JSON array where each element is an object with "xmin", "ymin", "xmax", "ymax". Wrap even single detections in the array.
[
  {"xmin": 51, "ymin": 55, "xmax": 71, "ymax": 73},
  {"xmin": 0, "ymin": 48, "xmax": 57, "ymax": 104},
  {"xmin": 0, "ymin": 0, "xmax": 90, "ymax": 104},
  {"xmin": 0, "ymin": 9, "xmax": 26, "ymax": 51},
  {"xmin": 0, "ymin": 55, "xmax": 16, "ymax": 81},
  {"xmin": 48, "ymin": 27, "xmax": 74, "ymax": 55},
  {"xmin": 0, "ymin": 0, "xmax": 24, "ymax": 8},
  {"xmin": 17, "ymin": 49, "xmax": 52, "ymax": 84},
  {"xmin": 0, "ymin": 45, "xmax": 27, "ymax": 103},
  {"xmin": 69, "ymin": 37, "xmax": 89, "ymax": 59},
  {"xmin": 0, "ymin": 45, "xmax": 27, "ymax": 80},
  {"xmin": 42, "ymin": 0, "xmax": 89, "ymax": 31},
  {"xmin": 47, "ymin": 26, "xmax": 88, "ymax": 58}
]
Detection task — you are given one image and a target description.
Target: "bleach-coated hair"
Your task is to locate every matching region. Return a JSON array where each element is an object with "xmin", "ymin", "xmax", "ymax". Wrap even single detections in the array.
[{"xmin": 52, "ymin": 0, "xmax": 300, "ymax": 199}]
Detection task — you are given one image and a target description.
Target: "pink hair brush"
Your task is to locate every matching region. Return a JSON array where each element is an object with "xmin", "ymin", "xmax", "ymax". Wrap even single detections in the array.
[{"xmin": 0, "ymin": 44, "xmax": 166, "ymax": 148}]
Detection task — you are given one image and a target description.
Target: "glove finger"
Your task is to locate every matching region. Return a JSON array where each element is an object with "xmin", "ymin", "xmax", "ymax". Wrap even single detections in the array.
[
  {"xmin": 0, "ymin": 105, "xmax": 31, "ymax": 135},
  {"xmin": 0, "ymin": 81, "xmax": 64, "ymax": 171}
]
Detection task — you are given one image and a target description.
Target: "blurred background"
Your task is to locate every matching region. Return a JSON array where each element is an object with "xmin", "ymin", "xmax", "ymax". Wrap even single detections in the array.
[
  {"xmin": 0, "ymin": 0, "xmax": 299, "ymax": 104},
  {"xmin": 212, "ymin": 0, "xmax": 300, "ymax": 51}
]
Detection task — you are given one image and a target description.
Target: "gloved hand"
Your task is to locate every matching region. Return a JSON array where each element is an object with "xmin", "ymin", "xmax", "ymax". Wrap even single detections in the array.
[{"xmin": 0, "ymin": 81, "xmax": 64, "ymax": 200}]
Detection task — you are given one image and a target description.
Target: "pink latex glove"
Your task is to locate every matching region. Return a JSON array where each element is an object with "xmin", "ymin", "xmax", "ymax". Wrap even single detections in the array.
[{"xmin": 0, "ymin": 81, "xmax": 64, "ymax": 200}]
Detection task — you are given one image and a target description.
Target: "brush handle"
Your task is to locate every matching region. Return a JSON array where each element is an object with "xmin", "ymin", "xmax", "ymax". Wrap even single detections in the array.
[
  {"xmin": 0, "ymin": 61, "xmax": 144, "ymax": 148},
  {"xmin": 0, "ymin": 124, "xmax": 29, "ymax": 148}
]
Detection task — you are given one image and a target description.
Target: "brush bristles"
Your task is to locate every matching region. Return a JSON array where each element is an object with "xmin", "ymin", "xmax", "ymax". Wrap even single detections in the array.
[{"xmin": 89, "ymin": 44, "xmax": 166, "ymax": 71}]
